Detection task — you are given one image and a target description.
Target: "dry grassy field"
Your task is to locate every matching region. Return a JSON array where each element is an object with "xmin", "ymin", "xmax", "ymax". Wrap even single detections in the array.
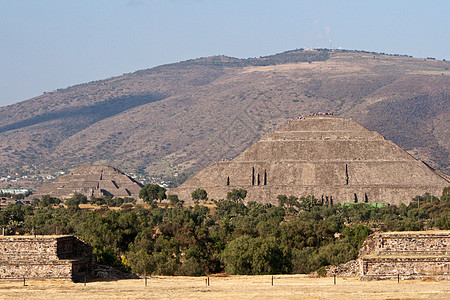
[{"xmin": 1, "ymin": 275, "xmax": 449, "ymax": 300}]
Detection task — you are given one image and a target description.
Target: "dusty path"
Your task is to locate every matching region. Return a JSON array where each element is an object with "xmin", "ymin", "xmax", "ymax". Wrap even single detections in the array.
[{"xmin": 1, "ymin": 275, "xmax": 449, "ymax": 299}]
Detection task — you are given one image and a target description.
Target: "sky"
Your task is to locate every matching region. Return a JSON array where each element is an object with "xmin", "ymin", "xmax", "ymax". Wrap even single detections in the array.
[{"xmin": 1, "ymin": 0, "xmax": 449, "ymax": 108}]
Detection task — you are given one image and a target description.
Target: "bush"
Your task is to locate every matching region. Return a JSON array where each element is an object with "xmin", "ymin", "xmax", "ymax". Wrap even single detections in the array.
[
  {"xmin": 317, "ymin": 266, "xmax": 328, "ymax": 277},
  {"xmin": 126, "ymin": 249, "xmax": 155, "ymax": 275},
  {"xmin": 226, "ymin": 189, "xmax": 247, "ymax": 202},
  {"xmin": 168, "ymin": 195, "xmax": 184, "ymax": 208},
  {"xmin": 221, "ymin": 235, "xmax": 290, "ymax": 275},
  {"xmin": 434, "ymin": 211, "xmax": 450, "ymax": 229},
  {"xmin": 191, "ymin": 189, "xmax": 208, "ymax": 202},
  {"xmin": 140, "ymin": 184, "xmax": 166, "ymax": 203},
  {"xmin": 177, "ymin": 257, "xmax": 204, "ymax": 276}
]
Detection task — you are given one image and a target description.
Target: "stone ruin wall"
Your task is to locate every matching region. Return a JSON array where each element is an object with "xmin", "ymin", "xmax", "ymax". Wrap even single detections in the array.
[
  {"xmin": 359, "ymin": 232, "xmax": 450, "ymax": 256},
  {"xmin": 358, "ymin": 231, "xmax": 450, "ymax": 280},
  {"xmin": 0, "ymin": 236, "xmax": 92, "ymax": 281},
  {"xmin": 360, "ymin": 257, "xmax": 450, "ymax": 280}
]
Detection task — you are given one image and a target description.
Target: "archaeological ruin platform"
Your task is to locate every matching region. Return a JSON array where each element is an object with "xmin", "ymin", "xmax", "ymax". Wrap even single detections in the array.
[
  {"xmin": 359, "ymin": 231, "xmax": 450, "ymax": 280},
  {"xmin": 0, "ymin": 235, "xmax": 92, "ymax": 281}
]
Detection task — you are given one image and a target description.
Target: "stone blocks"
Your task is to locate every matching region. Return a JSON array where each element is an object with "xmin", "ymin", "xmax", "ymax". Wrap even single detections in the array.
[
  {"xmin": 359, "ymin": 231, "xmax": 450, "ymax": 280},
  {"xmin": 0, "ymin": 235, "xmax": 92, "ymax": 281}
]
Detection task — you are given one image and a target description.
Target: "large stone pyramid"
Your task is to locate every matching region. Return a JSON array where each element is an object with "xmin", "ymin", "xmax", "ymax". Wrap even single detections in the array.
[
  {"xmin": 170, "ymin": 116, "xmax": 449, "ymax": 205},
  {"xmin": 35, "ymin": 165, "xmax": 143, "ymax": 200}
]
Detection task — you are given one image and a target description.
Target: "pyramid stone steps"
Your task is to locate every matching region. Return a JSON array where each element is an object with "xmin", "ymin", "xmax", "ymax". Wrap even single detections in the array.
[
  {"xmin": 172, "ymin": 185, "xmax": 444, "ymax": 206},
  {"xmin": 54, "ymin": 181, "xmax": 99, "ymax": 188},
  {"xmin": 184, "ymin": 161, "xmax": 444, "ymax": 188},
  {"xmin": 264, "ymin": 131, "xmax": 383, "ymax": 141},
  {"xmin": 170, "ymin": 116, "xmax": 449, "ymax": 204},
  {"xmin": 34, "ymin": 165, "xmax": 143, "ymax": 201},
  {"xmin": 279, "ymin": 117, "xmax": 368, "ymax": 132},
  {"xmin": 61, "ymin": 174, "xmax": 101, "ymax": 181},
  {"xmin": 237, "ymin": 140, "xmax": 412, "ymax": 161}
]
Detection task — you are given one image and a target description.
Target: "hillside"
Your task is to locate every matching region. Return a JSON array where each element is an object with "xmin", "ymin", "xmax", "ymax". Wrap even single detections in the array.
[{"xmin": 0, "ymin": 49, "xmax": 449, "ymax": 188}]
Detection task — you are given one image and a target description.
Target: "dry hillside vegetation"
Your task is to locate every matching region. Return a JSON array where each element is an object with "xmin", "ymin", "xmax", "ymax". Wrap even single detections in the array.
[
  {"xmin": 0, "ymin": 50, "xmax": 448, "ymax": 183},
  {"xmin": 0, "ymin": 275, "xmax": 449, "ymax": 300}
]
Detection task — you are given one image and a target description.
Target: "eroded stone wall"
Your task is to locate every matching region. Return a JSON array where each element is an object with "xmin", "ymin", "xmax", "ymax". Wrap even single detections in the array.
[
  {"xmin": 359, "ymin": 231, "xmax": 450, "ymax": 280},
  {"xmin": 361, "ymin": 257, "xmax": 450, "ymax": 280},
  {"xmin": 359, "ymin": 232, "xmax": 450, "ymax": 256},
  {"xmin": 0, "ymin": 262, "xmax": 72, "ymax": 279},
  {"xmin": 0, "ymin": 236, "xmax": 92, "ymax": 280}
]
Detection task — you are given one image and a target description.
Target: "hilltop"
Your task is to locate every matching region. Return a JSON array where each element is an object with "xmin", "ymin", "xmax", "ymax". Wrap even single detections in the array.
[{"xmin": 0, "ymin": 49, "xmax": 448, "ymax": 188}]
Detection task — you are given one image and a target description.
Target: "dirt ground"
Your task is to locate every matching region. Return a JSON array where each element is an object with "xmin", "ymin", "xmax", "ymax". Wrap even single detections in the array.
[{"xmin": 1, "ymin": 275, "xmax": 449, "ymax": 300}]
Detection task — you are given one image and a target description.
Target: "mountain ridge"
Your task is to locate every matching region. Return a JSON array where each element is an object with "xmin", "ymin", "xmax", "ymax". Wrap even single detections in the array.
[{"xmin": 0, "ymin": 49, "xmax": 448, "ymax": 188}]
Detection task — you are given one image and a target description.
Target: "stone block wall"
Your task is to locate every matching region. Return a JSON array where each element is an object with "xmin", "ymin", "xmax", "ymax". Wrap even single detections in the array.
[
  {"xmin": 0, "ymin": 235, "xmax": 92, "ymax": 281},
  {"xmin": 359, "ymin": 232, "xmax": 450, "ymax": 256},
  {"xmin": 0, "ymin": 262, "xmax": 72, "ymax": 279},
  {"xmin": 360, "ymin": 257, "xmax": 450, "ymax": 280},
  {"xmin": 359, "ymin": 231, "xmax": 450, "ymax": 280}
]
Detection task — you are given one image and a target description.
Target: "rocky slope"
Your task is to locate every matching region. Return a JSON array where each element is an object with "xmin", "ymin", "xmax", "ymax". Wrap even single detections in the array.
[{"xmin": 0, "ymin": 49, "xmax": 448, "ymax": 186}]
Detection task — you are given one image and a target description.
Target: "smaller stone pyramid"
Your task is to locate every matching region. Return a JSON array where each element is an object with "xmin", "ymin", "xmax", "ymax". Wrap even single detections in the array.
[
  {"xmin": 35, "ymin": 165, "xmax": 143, "ymax": 200},
  {"xmin": 170, "ymin": 115, "xmax": 449, "ymax": 205}
]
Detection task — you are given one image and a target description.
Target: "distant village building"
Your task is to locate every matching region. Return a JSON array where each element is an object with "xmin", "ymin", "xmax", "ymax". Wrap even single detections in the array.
[
  {"xmin": 170, "ymin": 115, "xmax": 449, "ymax": 205},
  {"xmin": 1, "ymin": 188, "xmax": 29, "ymax": 195}
]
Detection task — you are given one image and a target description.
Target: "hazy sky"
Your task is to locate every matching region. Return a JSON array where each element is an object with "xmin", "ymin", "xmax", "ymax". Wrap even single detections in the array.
[{"xmin": 1, "ymin": 0, "xmax": 449, "ymax": 107}]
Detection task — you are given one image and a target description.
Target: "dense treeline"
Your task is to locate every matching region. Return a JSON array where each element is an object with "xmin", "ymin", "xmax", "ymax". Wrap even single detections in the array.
[
  {"xmin": 0, "ymin": 188, "xmax": 449, "ymax": 276},
  {"xmin": 0, "ymin": 191, "xmax": 32, "ymax": 200},
  {"xmin": 167, "ymin": 48, "xmax": 331, "ymax": 69}
]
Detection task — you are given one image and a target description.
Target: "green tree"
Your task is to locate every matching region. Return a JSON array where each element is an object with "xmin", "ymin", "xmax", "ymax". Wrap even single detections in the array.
[
  {"xmin": 299, "ymin": 195, "xmax": 319, "ymax": 211},
  {"xmin": 277, "ymin": 195, "xmax": 288, "ymax": 207},
  {"xmin": 441, "ymin": 187, "xmax": 450, "ymax": 202},
  {"xmin": 434, "ymin": 211, "xmax": 450, "ymax": 229},
  {"xmin": 340, "ymin": 225, "xmax": 372, "ymax": 248},
  {"xmin": 139, "ymin": 184, "xmax": 167, "ymax": 203},
  {"xmin": 227, "ymin": 189, "xmax": 247, "ymax": 202},
  {"xmin": 191, "ymin": 189, "xmax": 208, "ymax": 202},
  {"xmin": 221, "ymin": 235, "xmax": 290, "ymax": 275},
  {"xmin": 168, "ymin": 194, "xmax": 184, "ymax": 208},
  {"xmin": 38, "ymin": 195, "xmax": 61, "ymax": 207},
  {"xmin": 126, "ymin": 248, "xmax": 155, "ymax": 275},
  {"xmin": 69, "ymin": 192, "xmax": 88, "ymax": 204}
]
